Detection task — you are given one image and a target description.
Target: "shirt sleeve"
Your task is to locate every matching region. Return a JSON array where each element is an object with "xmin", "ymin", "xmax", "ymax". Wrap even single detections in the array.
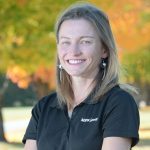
[
  {"xmin": 22, "ymin": 102, "xmax": 41, "ymax": 144},
  {"xmin": 102, "ymin": 89, "xmax": 140, "ymax": 147}
]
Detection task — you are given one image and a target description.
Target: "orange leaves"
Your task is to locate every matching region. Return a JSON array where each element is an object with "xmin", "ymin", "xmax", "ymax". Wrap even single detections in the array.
[
  {"xmin": 106, "ymin": 0, "xmax": 150, "ymax": 51},
  {"xmin": 6, "ymin": 65, "xmax": 56, "ymax": 90},
  {"xmin": 32, "ymin": 65, "xmax": 56, "ymax": 90},
  {"xmin": 6, "ymin": 66, "xmax": 30, "ymax": 89}
]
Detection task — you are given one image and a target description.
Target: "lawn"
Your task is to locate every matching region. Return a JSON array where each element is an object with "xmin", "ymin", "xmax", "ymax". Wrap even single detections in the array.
[{"xmin": 0, "ymin": 106, "xmax": 150, "ymax": 150}]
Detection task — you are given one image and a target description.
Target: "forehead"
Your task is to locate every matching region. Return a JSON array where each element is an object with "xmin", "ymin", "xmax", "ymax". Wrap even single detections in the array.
[{"xmin": 58, "ymin": 19, "xmax": 98, "ymax": 38}]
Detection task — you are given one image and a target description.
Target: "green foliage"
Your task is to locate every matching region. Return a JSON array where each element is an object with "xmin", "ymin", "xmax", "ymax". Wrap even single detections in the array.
[
  {"xmin": 122, "ymin": 45, "xmax": 150, "ymax": 85},
  {"xmin": 0, "ymin": 0, "xmax": 77, "ymax": 73},
  {"xmin": 123, "ymin": 3, "xmax": 134, "ymax": 11},
  {"xmin": 0, "ymin": 0, "xmax": 150, "ymax": 81},
  {"xmin": 141, "ymin": 11, "xmax": 150, "ymax": 23}
]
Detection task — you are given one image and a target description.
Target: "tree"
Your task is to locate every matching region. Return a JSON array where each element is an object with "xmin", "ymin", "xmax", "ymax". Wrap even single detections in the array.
[
  {"xmin": 0, "ymin": 76, "xmax": 9, "ymax": 141},
  {"xmin": 0, "ymin": 0, "xmax": 149, "ymax": 142},
  {"xmin": 121, "ymin": 45, "xmax": 150, "ymax": 104}
]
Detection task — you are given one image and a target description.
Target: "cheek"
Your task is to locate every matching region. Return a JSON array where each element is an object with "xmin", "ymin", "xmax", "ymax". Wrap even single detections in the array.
[
  {"xmin": 57, "ymin": 45, "xmax": 68, "ymax": 56},
  {"xmin": 57, "ymin": 47, "xmax": 67, "ymax": 64},
  {"xmin": 86, "ymin": 48, "xmax": 101, "ymax": 59},
  {"xmin": 92, "ymin": 46, "xmax": 102, "ymax": 59},
  {"xmin": 57, "ymin": 52, "xmax": 63, "ymax": 64},
  {"xmin": 57, "ymin": 46, "xmax": 64, "ymax": 58},
  {"xmin": 87, "ymin": 49, "xmax": 101, "ymax": 64}
]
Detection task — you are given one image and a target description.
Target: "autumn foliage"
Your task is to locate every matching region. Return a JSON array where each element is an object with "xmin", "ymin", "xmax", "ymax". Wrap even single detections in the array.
[{"xmin": 0, "ymin": 0, "xmax": 150, "ymax": 101}]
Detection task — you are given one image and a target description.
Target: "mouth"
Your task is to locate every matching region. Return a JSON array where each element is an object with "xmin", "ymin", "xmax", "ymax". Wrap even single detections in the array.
[{"xmin": 67, "ymin": 59, "xmax": 86, "ymax": 65}]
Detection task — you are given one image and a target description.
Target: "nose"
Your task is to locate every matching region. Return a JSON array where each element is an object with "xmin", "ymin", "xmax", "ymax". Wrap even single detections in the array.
[{"xmin": 70, "ymin": 43, "xmax": 81, "ymax": 56}]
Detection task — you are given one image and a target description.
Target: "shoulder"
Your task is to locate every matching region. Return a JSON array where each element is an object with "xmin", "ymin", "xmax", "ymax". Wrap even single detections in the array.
[
  {"xmin": 32, "ymin": 92, "xmax": 58, "ymax": 114},
  {"xmin": 39, "ymin": 92, "xmax": 57, "ymax": 105},
  {"xmin": 104, "ymin": 85, "xmax": 138, "ymax": 110},
  {"xmin": 107, "ymin": 85, "xmax": 136, "ymax": 102},
  {"xmin": 102, "ymin": 86, "xmax": 140, "ymax": 147}
]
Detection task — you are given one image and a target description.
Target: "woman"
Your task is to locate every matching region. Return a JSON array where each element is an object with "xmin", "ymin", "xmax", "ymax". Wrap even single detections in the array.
[{"xmin": 23, "ymin": 2, "xmax": 139, "ymax": 150}]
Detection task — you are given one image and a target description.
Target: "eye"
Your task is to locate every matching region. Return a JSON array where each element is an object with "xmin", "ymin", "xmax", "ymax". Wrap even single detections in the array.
[
  {"xmin": 81, "ymin": 40, "xmax": 92, "ymax": 44},
  {"xmin": 60, "ymin": 41, "xmax": 70, "ymax": 46}
]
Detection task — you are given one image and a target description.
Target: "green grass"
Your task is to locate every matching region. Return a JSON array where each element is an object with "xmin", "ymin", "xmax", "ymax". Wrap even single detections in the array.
[
  {"xmin": 0, "ymin": 142, "xmax": 23, "ymax": 150},
  {"xmin": 0, "ymin": 106, "xmax": 150, "ymax": 150}
]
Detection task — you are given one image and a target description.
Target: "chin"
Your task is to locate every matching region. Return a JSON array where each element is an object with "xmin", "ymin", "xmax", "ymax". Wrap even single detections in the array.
[{"xmin": 66, "ymin": 71, "xmax": 83, "ymax": 77}]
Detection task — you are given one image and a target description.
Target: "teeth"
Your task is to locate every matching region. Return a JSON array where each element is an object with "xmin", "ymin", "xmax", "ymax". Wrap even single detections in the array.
[{"xmin": 68, "ymin": 59, "xmax": 85, "ymax": 64}]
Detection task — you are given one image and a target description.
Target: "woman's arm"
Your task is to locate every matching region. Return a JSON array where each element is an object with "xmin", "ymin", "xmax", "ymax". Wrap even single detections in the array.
[
  {"xmin": 102, "ymin": 137, "xmax": 131, "ymax": 150},
  {"xmin": 24, "ymin": 139, "xmax": 37, "ymax": 150}
]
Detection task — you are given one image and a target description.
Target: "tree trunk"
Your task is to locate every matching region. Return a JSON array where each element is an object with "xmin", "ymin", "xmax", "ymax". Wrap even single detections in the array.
[
  {"xmin": 0, "ymin": 105, "xmax": 6, "ymax": 142},
  {"xmin": 0, "ymin": 77, "xmax": 9, "ymax": 142}
]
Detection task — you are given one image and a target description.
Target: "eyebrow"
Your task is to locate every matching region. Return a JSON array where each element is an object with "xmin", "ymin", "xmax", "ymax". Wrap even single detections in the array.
[
  {"xmin": 80, "ymin": 36, "xmax": 95, "ymax": 39},
  {"xmin": 60, "ymin": 36, "xmax": 70, "ymax": 39},
  {"xmin": 60, "ymin": 36, "xmax": 95, "ymax": 39}
]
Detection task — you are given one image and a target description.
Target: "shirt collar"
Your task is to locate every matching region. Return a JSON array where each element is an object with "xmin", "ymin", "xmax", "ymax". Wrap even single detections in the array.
[
  {"xmin": 48, "ymin": 93, "xmax": 61, "ymax": 109},
  {"xmin": 48, "ymin": 87, "xmax": 99, "ymax": 109},
  {"xmin": 49, "ymin": 85, "xmax": 118, "ymax": 108},
  {"xmin": 82, "ymin": 84, "xmax": 119, "ymax": 105}
]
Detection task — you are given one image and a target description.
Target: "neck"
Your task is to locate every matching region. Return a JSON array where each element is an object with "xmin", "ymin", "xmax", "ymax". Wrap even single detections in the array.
[{"xmin": 71, "ymin": 76, "xmax": 96, "ymax": 105}]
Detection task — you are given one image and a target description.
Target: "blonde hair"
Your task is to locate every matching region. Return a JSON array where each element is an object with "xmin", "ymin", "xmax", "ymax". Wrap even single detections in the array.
[{"xmin": 55, "ymin": 2, "xmax": 120, "ymax": 108}]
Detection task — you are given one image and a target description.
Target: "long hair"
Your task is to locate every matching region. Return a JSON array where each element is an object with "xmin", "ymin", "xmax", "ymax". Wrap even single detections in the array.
[{"xmin": 55, "ymin": 2, "xmax": 121, "ymax": 108}]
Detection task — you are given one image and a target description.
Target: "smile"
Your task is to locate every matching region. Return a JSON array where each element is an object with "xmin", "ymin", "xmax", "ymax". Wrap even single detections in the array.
[{"xmin": 67, "ymin": 59, "xmax": 85, "ymax": 64}]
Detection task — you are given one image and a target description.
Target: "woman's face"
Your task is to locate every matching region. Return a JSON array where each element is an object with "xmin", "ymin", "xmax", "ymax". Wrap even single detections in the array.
[{"xmin": 57, "ymin": 18, "xmax": 107, "ymax": 78}]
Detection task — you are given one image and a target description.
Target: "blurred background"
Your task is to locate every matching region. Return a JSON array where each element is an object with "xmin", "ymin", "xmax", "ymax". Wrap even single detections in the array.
[{"xmin": 0, "ymin": 0, "xmax": 150, "ymax": 149}]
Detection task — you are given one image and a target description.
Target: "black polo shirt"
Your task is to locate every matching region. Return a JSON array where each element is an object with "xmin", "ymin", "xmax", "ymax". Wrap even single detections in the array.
[{"xmin": 22, "ymin": 85, "xmax": 139, "ymax": 150}]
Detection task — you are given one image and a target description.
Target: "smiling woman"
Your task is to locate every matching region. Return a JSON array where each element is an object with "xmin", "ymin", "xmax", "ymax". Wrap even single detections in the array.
[
  {"xmin": 23, "ymin": 2, "xmax": 140, "ymax": 150},
  {"xmin": 57, "ymin": 19, "xmax": 106, "ymax": 78}
]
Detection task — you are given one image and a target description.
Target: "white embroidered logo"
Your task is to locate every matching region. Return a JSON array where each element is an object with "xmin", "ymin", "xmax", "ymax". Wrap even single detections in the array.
[{"xmin": 81, "ymin": 117, "xmax": 98, "ymax": 122}]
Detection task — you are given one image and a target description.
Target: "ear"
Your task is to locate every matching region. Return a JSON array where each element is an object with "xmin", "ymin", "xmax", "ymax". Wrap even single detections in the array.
[{"xmin": 101, "ymin": 47, "xmax": 108, "ymax": 58}]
